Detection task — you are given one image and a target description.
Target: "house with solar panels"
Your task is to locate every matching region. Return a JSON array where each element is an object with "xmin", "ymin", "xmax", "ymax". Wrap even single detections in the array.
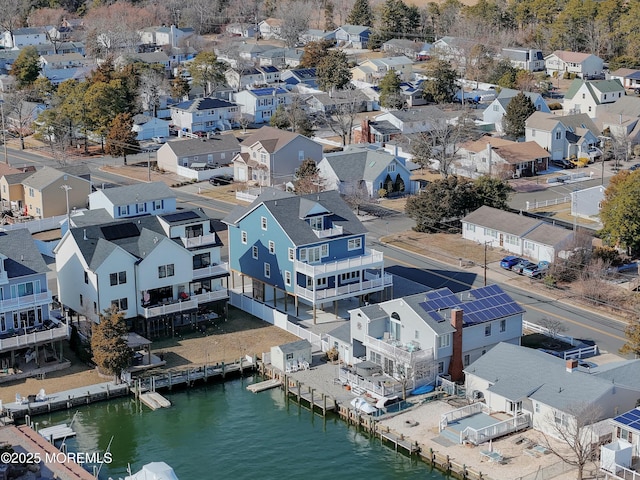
[
  {"xmin": 233, "ymin": 87, "xmax": 291, "ymax": 124},
  {"xmin": 348, "ymin": 285, "xmax": 524, "ymax": 391},
  {"xmin": 609, "ymin": 407, "xmax": 640, "ymax": 460},
  {"xmin": 223, "ymin": 189, "xmax": 392, "ymax": 324},
  {"xmin": 54, "ymin": 210, "xmax": 229, "ymax": 337}
]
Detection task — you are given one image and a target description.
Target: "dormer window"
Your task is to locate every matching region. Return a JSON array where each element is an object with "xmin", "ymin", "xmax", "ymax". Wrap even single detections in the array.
[{"xmin": 310, "ymin": 216, "xmax": 323, "ymax": 230}]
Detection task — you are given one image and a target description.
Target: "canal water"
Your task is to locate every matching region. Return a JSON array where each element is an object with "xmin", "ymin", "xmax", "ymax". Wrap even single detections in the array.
[{"xmin": 38, "ymin": 376, "xmax": 448, "ymax": 479}]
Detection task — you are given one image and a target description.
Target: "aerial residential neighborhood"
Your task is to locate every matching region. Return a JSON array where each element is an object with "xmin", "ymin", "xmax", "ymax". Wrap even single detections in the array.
[{"xmin": 0, "ymin": 0, "xmax": 639, "ymax": 478}]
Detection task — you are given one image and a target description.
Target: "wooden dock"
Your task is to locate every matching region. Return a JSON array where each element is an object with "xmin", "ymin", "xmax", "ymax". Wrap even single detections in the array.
[
  {"xmin": 284, "ymin": 377, "xmax": 336, "ymax": 416},
  {"xmin": 246, "ymin": 379, "xmax": 281, "ymax": 393},
  {"xmin": 380, "ymin": 428, "xmax": 420, "ymax": 454},
  {"xmin": 139, "ymin": 392, "xmax": 171, "ymax": 410}
]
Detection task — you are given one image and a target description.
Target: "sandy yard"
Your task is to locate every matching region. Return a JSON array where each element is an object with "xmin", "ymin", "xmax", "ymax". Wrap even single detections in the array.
[{"xmin": 0, "ymin": 309, "xmax": 298, "ymax": 405}]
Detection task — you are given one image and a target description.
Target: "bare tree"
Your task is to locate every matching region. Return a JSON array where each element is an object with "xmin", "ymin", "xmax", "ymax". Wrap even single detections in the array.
[
  {"xmin": 277, "ymin": 0, "xmax": 311, "ymax": 47},
  {"xmin": 542, "ymin": 402, "xmax": 604, "ymax": 480},
  {"xmin": 539, "ymin": 317, "xmax": 568, "ymax": 339},
  {"xmin": 138, "ymin": 67, "xmax": 169, "ymax": 117},
  {"xmin": 235, "ymin": 112, "xmax": 252, "ymax": 133},
  {"xmin": 4, "ymin": 89, "xmax": 35, "ymax": 150},
  {"xmin": 344, "ymin": 180, "xmax": 372, "ymax": 215},
  {"xmin": 320, "ymin": 89, "xmax": 364, "ymax": 146}
]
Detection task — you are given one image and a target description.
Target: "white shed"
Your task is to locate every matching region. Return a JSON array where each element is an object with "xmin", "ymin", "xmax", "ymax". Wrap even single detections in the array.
[
  {"xmin": 270, "ymin": 339, "xmax": 312, "ymax": 372},
  {"xmin": 601, "ymin": 439, "xmax": 632, "ymax": 473}
]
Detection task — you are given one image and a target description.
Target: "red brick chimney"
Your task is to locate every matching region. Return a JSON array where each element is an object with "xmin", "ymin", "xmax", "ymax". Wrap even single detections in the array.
[
  {"xmin": 360, "ymin": 118, "xmax": 371, "ymax": 143},
  {"xmin": 448, "ymin": 308, "xmax": 464, "ymax": 382},
  {"xmin": 566, "ymin": 359, "xmax": 578, "ymax": 372}
]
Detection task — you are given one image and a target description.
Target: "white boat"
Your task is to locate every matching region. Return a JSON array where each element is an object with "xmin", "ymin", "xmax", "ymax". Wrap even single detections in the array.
[
  {"xmin": 350, "ymin": 397, "xmax": 378, "ymax": 414},
  {"xmin": 123, "ymin": 462, "xmax": 179, "ymax": 480}
]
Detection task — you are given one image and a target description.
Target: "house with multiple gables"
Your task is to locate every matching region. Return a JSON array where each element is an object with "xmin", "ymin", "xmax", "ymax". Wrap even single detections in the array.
[
  {"xmin": 233, "ymin": 87, "xmax": 291, "ymax": 124},
  {"xmin": 170, "ymin": 97, "xmax": 239, "ymax": 135},
  {"xmin": 483, "ymin": 88, "xmax": 551, "ymax": 133},
  {"xmin": 351, "ymin": 56, "xmax": 414, "ymax": 84},
  {"xmin": 55, "ymin": 210, "xmax": 229, "ymax": 337},
  {"xmin": 138, "ymin": 25, "xmax": 194, "ymax": 48},
  {"xmin": 223, "ymin": 189, "xmax": 392, "ymax": 323},
  {"xmin": 545, "ymin": 50, "xmax": 604, "ymax": 79},
  {"xmin": 500, "ymin": 48, "xmax": 545, "ymax": 72},
  {"xmin": 456, "ymin": 136, "xmax": 551, "ymax": 179},
  {"xmin": 0, "ymin": 166, "xmax": 91, "ymax": 219},
  {"xmin": 466, "ymin": 342, "xmax": 640, "ymax": 438},
  {"xmin": 258, "ymin": 18, "xmax": 284, "ymax": 40},
  {"xmin": 157, "ymin": 134, "xmax": 240, "ymax": 172},
  {"xmin": 608, "ymin": 68, "xmax": 640, "ymax": 91},
  {"xmin": 318, "ymin": 144, "xmax": 417, "ymax": 198},
  {"xmin": 232, "ymin": 126, "xmax": 322, "ymax": 185},
  {"xmin": 0, "ymin": 229, "xmax": 63, "ymax": 371},
  {"xmin": 563, "ymin": 78, "xmax": 625, "ymax": 117},
  {"xmin": 87, "ymin": 182, "xmax": 176, "ymax": 221},
  {"xmin": 224, "ymin": 66, "xmax": 281, "ymax": 91},
  {"xmin": 334, "ymin": 25, "xmax": 371, "ymax": 49},
  {"xmin": 461, "ymin": 205, "xmax": 576, "ymax": 263},
  {"xmin": 349, "ymin": 284, "xmax": 523, "ymax": 389},
  {"xmin": 525, "ymin": 111, "xmax": 600, "ymax": 161},
  {"xmin": 256, "ymin": 48, "xmax": 303, "ymax": 68}
]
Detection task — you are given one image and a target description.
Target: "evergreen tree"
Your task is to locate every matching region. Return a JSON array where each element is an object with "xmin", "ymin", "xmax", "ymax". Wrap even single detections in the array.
[
  {"xmin": 317, "ymin": 51, "xmax": 352, "ymax": 92},
  {"xmin": 473, "ymin": 175, "xmax": 513, "ymax": 209},
  {"xmin": 378, "ymin": 71, "xmax": 403, "ymax": 109},
  {"xmin": 347, "ymin": 0, "xmax": 374, "ymax": 26},
  {"xmin": 294, "ymin": 159, "xmax": 322, "ymax": 194},
  {"xmin": 422, "ymin": 59, "xmax": 458, "ymax": 104},
  {"xmin": 503, "ymin": 92, "xmax": 536, "ymax": 138},
  {"xmin": 324, "ymin": 0, "xmax": 337, "ymax": 30},
  {"xmin": 189, "ymin": 51, "xmax": 226, "ymax": 97},
  {"xmin": 171, "ymin": 70, "xmax": 191, "ymax": 100},
  {"xmin": 270, "ymin": 105, "xmax": 290, "ymax": 130},
  {"xmin": 11, "ymin": 46, "xmax": 41, "ymax": 89},
  {"xmin": 105, "ymin": 113, "xmax": 139, "ymax": 165},
  {"xmin": 600, "ymin": 171, "xmax": 640, "ymax": 255},
  {"xmin": 91, "ymin": 306, "xmax": 132, "ymax": 381}
]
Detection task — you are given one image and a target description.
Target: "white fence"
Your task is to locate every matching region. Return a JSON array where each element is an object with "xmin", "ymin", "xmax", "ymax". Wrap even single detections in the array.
[
  {"xmin": 235, "ymin": 190, "xmax": 258, "ymax": 203},
  {"xmin": 526, "ymin": 197, "xmax": 570, "ymax": 211},
  {"xmin": 0, "ymin": 214, "xmax": 66, "ymax": 233},
  {"xmin": 440, "ymin": 402, "xmax": 490, "ymax": 431},
  {"xmin": 461, "ymin": 413, "xmax": 531, "ymax": 445},
  {"xmin": 523, "ymin": 321, "xmax": 599, "ymax": 359}
]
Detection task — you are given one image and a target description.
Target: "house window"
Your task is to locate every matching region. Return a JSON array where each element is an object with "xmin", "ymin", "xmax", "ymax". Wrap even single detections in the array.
[
  {"xmin": 268, "ymin": 240, "xmax": 275, "ymax": 254},
  {"xmin": 137, "ymin": 203, "xmax": 146, "ymax": 213},
  {"xmin": 110, "ymin": 271, "xmax": 127, "ymax": 286},
  {"xmin": 466, "ymin": 223, "xmax": 475, "ymax": 232},
  {"xmin": 582, "ymin": 93, "xmax": 585, "ymax": 99},
  {"xmin": 193, "ymin": 252, "xmax": 211, "ymax": 269},
  {"xmin": 285, "ymin": 271, "xmax": 291, "ymax": 286},
  {"xmin": 241, "ymin": 231, "xmax": 247, "ymax": 244},
  {"xmin": 316, "ymin": 277, "xmax": 327, "ymax": 287},
  {"xmin": 154, "ymin": 200, "xmax": 163, "ymax": 210},
  {"xmin": 535, "ymin": 402, "xmax": 540, "ymax": 413},
  {"xmin": 485, "ymin": 323, "xmax": 492, "ymax": 336},
  {"xmin": 286, "ymin": 352, "xmax": 294, "ymax": 360},
  {"xmin": 464, "ymin": 354, "xmax": 470, "ymax": 366},
  {"xmin": 506, "ymin": 234, "xmax": 519, "ymax": 246},
  {"xmin": 524, "ymin": 241, "xmax": 535, "ymax": 250},
  {"xmin": 298, "ymin": 150, "xmax": 304, "ymax": 161},
  {"xmin": 500, "ymin": 319, "xmax": 506, "ymax": 332},
  {"xmin": 438, "ymin": 334, "xmax": 451, "ymax": 348},
  {"xmin": 252, "ymin": 246, "xmax": 259, "ymax": 259},
  {"xmin": 493, "ymin": 104, "xmax": 499, "ymax": 111},
  {"xmin": 118, "ymin": 206, "xmax": 129, "ymax": 216},
  {"xmin": 321, "ymin": 244, "xmax": 328, "ymax": 257},
  {"xmin": 387, "ymin": 163, "xmax": 396, "ymax": 172},
  {"xmin": 79, "ymin": 294, "xmax": 83, "ymax": 306},
  {"xmin": 300, "ymin": 249, "xmax": 307, "ymax": 262},
  {"xmin": 111, "ymin": 298, "xmax": 128, "ymax": 310},
  {"xmin": 618, "ymin": 427, "xmax": 633, "ymax": 443},
  {"xmin": 288, "ymin": 248, "xmax": 294, "ymax": 261},
  {"xmin": 484, "ymin": 228, "xmax": 498, "ymax": 238},
  {"xmin": 588, "ymin": 106, "xmax": 592, "ymax": 112},
  {"xmin": 340, "ymin": 271, "xmax": 360, "ymax": 281},
  {"xmin": 438, "ymin": 362, "xmax": 444, "ymax": 374},
  {"xmin": 29, "ymin": 188, "xmax": 34, "ymax": 197},
  {"xmin": 348, "ymin": 238, "xmax": 362, "ymax": 250},
  {"xmin": 158, "ymin": 264, "xmax": 175, "ymax": 278},
  {"xmin": 531, "ymin": 129, "xmax": 535, "ymax": 137},
  {"xmin": 310, "ymin": 217, "xmax": 323, "ymax": 230},
  {"xmin": 94, "ymin": 302, "xmax": 97, "ymax": 314},
  {"xmin": 307, "ymin": 246, "xmax": 321, "ymax": 263},
  {"xmin": 264, "ymin": 263, "xmax": 270, "ymax": 278},
  {"xmin": 555, "ymin": 130, "xmax": 562, "ymax": 140},
  {"xmin": 260, "ymin": 152, "xmax": 267, "ymax": 163},
  {"xmin": 84, "ymin": 271, "xmax": 88, "ymax": 284},
  {"xmin": 261, "ymin": 216, "xmax": 267, "ymax": 230}
]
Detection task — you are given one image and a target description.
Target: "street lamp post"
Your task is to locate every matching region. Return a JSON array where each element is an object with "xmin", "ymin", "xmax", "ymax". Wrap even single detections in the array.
[
  {"xmin": 61, "ymin": 184, "xmax": 72, "ymax": 227},
  {"xmin": 0, "ymin": 100, "xmax": 7, "ymax": 164}
]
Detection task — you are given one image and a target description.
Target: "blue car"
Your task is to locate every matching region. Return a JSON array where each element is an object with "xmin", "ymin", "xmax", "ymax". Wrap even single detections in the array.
[
  {"xmin": 512, "ymin": 260, "xmax": 537, "ymax": 274},
  {"xmin": 500, "ymin": 256, "xmax": 524, "ymax": 269}
]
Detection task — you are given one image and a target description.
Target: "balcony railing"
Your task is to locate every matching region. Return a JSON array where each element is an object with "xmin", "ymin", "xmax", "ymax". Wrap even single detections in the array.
[
  {"xmin": 192, "ymin": 262, "xmax": 229, "ymax": 280},
  {"xmin": 312, "ymin": 225, "xmax": 343, "ymax": 238},
  {"xmin": 0, "ymin": 292, "xmax": 52, "ymax": 313},
  {"xmin": 0, "ymin": 323, "xmax": 69, "ymax": 353},
  {"xmin": 295, "ymin": 274, "xmax": 393, "ymax": 303},
  {"xmin": 141, "ymin": 288, "xmax": 228, "ymax": 318},
  {"xmin": 294, "ymin": 249, "xmax": 384, "ymax": 277},
  {"xmin": 364, "ymin": 335, "xmax": 432, "ymax": 365},
  {"xmin": 180, "ymin": 233, "xmax": 218, "ymax": 248}
]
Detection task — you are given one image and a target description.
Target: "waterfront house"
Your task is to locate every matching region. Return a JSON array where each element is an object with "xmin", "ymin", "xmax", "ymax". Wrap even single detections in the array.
[
  {"xmin": 55, "ymin": 210, "xmax": 229, "ymax": 337},
  {"xmin": 349, "ymin": 284, "xmax": 523, "ymax": 392},
  {"xmin": 222, "ymin": 189, "xmax": 392, "ymax": 323},
  {"xmin": 88, "ymin": 182, "xmax": 176, "ymax": 220},
  {"xmin": 545, "ymin": 50, "xmax": 604, "ymax": 79},
  {"xmin": 233, "ymin": 87, "xmax": 291, "ymax": 124},
  {"xmin": 525, "ymin": 111, "xmax": 600, "ymax": 161},
  {"xmin": 461, "ymin": 205, "xmax": 576, "ymax": 263},
  {"xmin": 482, "ymin": 88, "xmax": 550, "ymax": 133},
  {"xmin": 157, "ymin": 134, "xmax": 240, "ymax": 173},
  {"xmin": 232, "ymin": 126, "xmax": 322, "ymax": 186},
  {"xmin": 563, "ymin": 79, "xmax": 625, "ymax": 117},
  {"xmin": 317, "ymin": 144, "xmax": 416, "ymax": 198},
  {"xmin": 465, "ymin": 343, "xmax": 640, "ymax": 437},
  {"xmin": 0, "ymin": 229, "xmax": 61, "ymax": 372},
  {"xmin": 170, "ymin": 97, "xmax": 240, "ymax": 135}
]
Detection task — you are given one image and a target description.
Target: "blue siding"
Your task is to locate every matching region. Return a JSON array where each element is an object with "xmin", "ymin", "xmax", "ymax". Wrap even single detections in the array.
[{"xmin": 0, "ymin": 272, "xmax": 50, "ymax": 333}]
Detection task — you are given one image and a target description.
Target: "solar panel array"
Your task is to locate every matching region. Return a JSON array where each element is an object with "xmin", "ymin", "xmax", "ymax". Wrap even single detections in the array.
[
  {"xmin": 418, "ymin": 285, "xmax": 525, "ymax": 325},
  {"xmin": 101, "ymin": 223, "xmax": 139, "ymax": 241},
  {"xmin": 614, "ymin": 408, "xmax": 640, "ymax": 430},
  {"xmin": 162, "ymin": 211, "xmax": 200, "ymax": 223},
  {"xmin": 252, "ymin": 88, "xmax": 287, "ymax": 96}
]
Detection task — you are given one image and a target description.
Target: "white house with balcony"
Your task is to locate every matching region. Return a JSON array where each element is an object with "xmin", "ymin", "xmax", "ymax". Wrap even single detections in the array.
[
  {"xmin": 54, "ymin": 210, "xmax": 229, "ymax": 338},
  {"xmin": 0, "ymin": 229, "xmax": 65, "ymax": 371},
  {"xmin": 170, "ymin": 97, "xmax": 240, "ymax": 135},
  {"xmin": 223, "ymin": 189, "xmax": 392, "ymax": 323}
]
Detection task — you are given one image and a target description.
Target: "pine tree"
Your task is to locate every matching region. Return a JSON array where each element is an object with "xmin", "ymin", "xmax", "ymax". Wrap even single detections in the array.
[
  {"xmin": 422, "ymin": 59, "xmax": 458, "ymax": 104},
  {"xmin": 10, "ymin": 46, "xmax": 41, "ymax": 89},
  {"xmin": 317, "ymin": 51, "xmax": 352, "ymax": 92},
  {"xmin": 503, "ymin": 92, "xmax": 536, "ymax": 138},
  {"xmin": 379, "ymin": 71, "xmax": 403, "ymax": 109},
  {"xmin": 91, "ymin": 306, "xmax": 132, "ymax": 380},
  {"xmin": 347, "ymin": 0, "xmax": 374, "ymax": 26},
  {"xmin": 105, "ymin": 113, "xmax": 139, "ymax": 165}
]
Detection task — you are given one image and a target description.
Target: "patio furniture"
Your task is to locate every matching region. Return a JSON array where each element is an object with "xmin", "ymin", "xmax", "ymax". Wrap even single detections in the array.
[
  {"xmin": 533, "ymin": 444, "xmax": 550, "ymax": 455},
  {"xmin": 480, "ymin": 450, "xmax": 504, "ymax": 463}
]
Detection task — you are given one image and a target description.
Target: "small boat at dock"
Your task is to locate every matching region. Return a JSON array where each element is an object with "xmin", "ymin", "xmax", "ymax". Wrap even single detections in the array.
[{"xmin": 122, "ymin": 462, "xmax": 179, "ymax": 480}]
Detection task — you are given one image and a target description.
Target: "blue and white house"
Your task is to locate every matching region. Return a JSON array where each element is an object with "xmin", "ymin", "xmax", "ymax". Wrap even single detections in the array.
[
  {"xmin": 349, "ymin": 285, "xmax": 524, "ymax": 390},
  {"xmin": 170, "ymin": 97, "xmax": 239, "ymax": 134},
  {"xmin": 88, "ymin": 182, "xmax": 177, "ymax": 220},
  {"xmin": 234, "ymin": 87, "xmax": 291, "ymax": 124},
  {"xmin": 482, "ymin": 88, "xmax": 551, "ymax": 133},
  {"xmin": 223, "ymin": 189, "xmax": 392, "ymax": 322},
  {"xmin": 334, "ymin": 25, "xmax": 371, "ymax": 49},
  {"xmin": 0, "ymin": 229, "xmax": 63, "ymax": 367}
]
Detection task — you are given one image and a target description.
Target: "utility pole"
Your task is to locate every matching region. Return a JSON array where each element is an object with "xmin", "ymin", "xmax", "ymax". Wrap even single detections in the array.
[
  {"xmin": 484, "ymin": 241, "xmax": 488, "ymax": 286},
  {"xmin": 0, "ymin": 99, "xmax": 7, "ymax": 164}
]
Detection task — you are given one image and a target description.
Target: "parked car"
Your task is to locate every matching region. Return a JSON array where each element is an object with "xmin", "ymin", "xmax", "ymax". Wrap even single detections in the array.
[
  {"xmin": 512, "ymin": 260, "xmax": 537, "ymax": 274},
  {"xmin": 152, "ymin": 136, "xmax": 166, "ymax": 144},
  {"xmin": 629, "ymin": 163, "xmax": 640, "ymax": 172},
  {"xmin": 500, "ymin": 256, "xmax": 524, "ymax": 270},
  {"xmin": 570, "ymin": 157, "xmax": 589, "ymax": 168},
  {"xmin": 551, "ymin": 159, "xmax": 574, "ymax": 169},
  {"xmin": 523, "ymin": 261, "xmax": 550, "ymax": 278},
  {"xmin": 209, "ymin": 174, "xmax": 233, "ymax": 186}
]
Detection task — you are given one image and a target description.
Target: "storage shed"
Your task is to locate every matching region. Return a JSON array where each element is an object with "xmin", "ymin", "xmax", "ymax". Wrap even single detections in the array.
[{"xmin": 270, "ymin": 339, "xmax": 312, "ymax": 372}]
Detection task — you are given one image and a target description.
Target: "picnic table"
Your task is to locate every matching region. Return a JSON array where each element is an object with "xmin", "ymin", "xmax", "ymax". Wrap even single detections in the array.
[{"xmin": 480, "ymin": 450, "xmax": 504, "ymax": 463}]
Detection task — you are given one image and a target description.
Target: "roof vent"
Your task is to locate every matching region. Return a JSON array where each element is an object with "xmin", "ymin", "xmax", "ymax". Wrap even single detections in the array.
[
  {"xmin": 153, "ymin": 236, "xmax": 158, "ymax": 244},
  {"xmin": 20, "ymin": 255, "xmax": 24, "ymax": 261},
  {"xmin": 83, "ymin": 229, "xmax": 87, "ymax": 240}
]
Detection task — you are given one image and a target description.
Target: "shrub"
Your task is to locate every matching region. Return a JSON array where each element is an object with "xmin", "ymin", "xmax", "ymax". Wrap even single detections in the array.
[
  {"xmin": 548, "ymin": 102, "xmax": 563, "ymax": 110},
  {"xmin": 378, "ymin": 188, "xmax": 388, "ymax": 198}
]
